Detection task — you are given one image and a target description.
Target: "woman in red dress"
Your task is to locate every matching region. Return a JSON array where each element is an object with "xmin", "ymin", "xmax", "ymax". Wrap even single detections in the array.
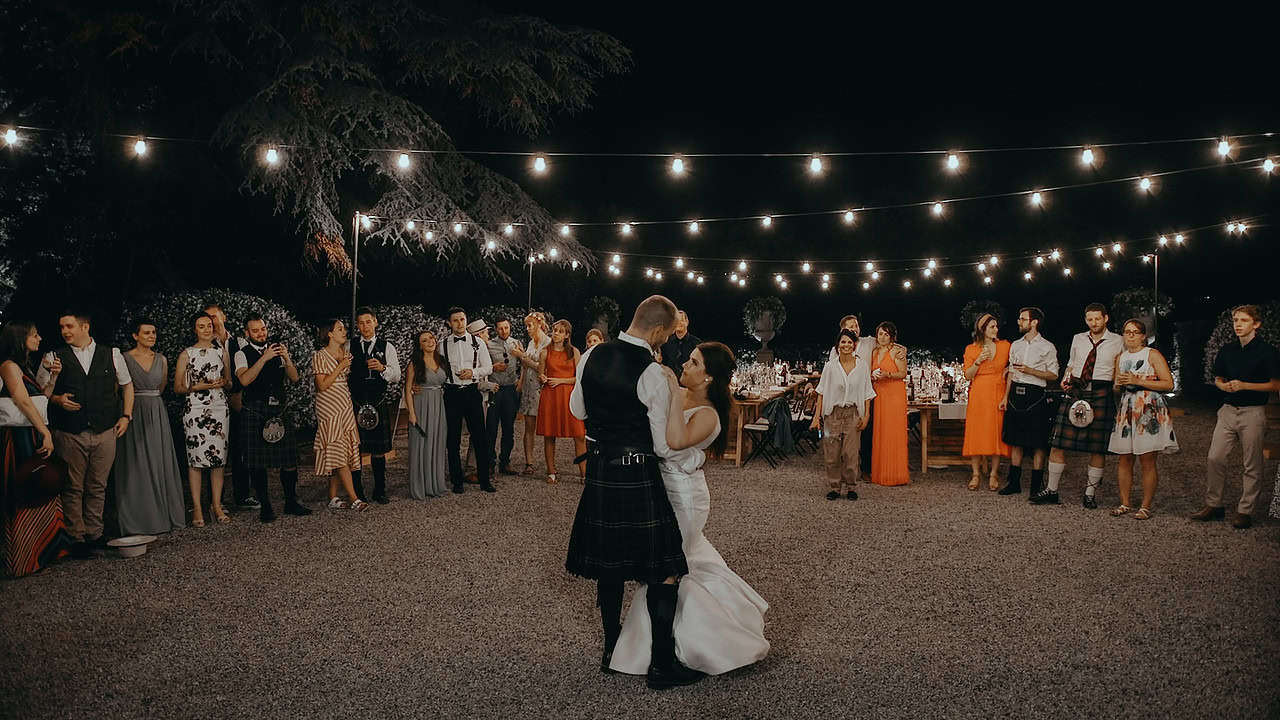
[{"xmin": 536, "ymin": 320, "xmax": 586, "ymax": 484}]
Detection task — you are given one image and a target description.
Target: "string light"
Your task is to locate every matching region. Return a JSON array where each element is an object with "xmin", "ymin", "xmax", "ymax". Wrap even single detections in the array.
[
  {"xmin": 1102, "ymin": 261, "xmax": 1112, "ymax": 270},
  {"xmin": 620, "ymin": 222, "xmax": 633, "ymax": 236},
  {"xmin": 927, "ymin": 259, "xmax": 938, "ymax": 270},
  {"xmin": 983, "ymin": 276, "xmax": 992, "ymax": 285},
  {"xmin": 612, "ymin": 253, "xmax": 621, "ymax": 263},
  {"xmin": 360, "ymin": 215, "xmax": 372, "ymax": 230},
  {"xmin": 903, "ymin": 280, "xmax": 912, "ymax": 289},
  {"xmin": 538, "ymin": 253, "xmax": 546, "ymax": 261},
  {"xmin": 504, "ymin": 224, "xmax": 514, "ymax": 236},
  {"xmin": 730, "ymin": 272, "xmax": 738, "ymax": 281},
  {"xmin": 932, "ymin": 202, "xmax": 945, "ymax": 216},
  {"xmin": 1030, "ymin": 191, "xmax": 1043, "ymax": 206},
  {"xmin": 1080, "ymin": 147, "xmax": 1095, "ymax": 166},
  {"xmin": 809, "ymin": 154, "xmax": 824, "ymax": 174},
  {"xmin": 1024, "ymin": 272, "xmax": 1033, "ymax": 280},
  {"xmin": 688, "ymin": 221, "xmax": 700, "ymax": 234},
  {"xmin": 737, "ymin": 278, "xmax": 745, "ymax": 287},
  {"xmin": 397, "ymin": 152, "xmax": 411, "ymax": 170},
  {"xmin": 943, "ymin": 278, "xmax": 953, "ymax": 287},
  {"xmin": 688, "ymin": 271, "xmax": 696, "ymax": 281},
  {"xmin": 1218, "ymin": 139, "xmax": 1232, "ymax": 158},
  {"xmin": 3, "ymin": 128, "xmax": 16, "ymax": 146},
  {"xmin": 1143, "ymin": 254, "xmax": 1152, "ymax": 263},
  {"xmin": 1050, "ymin": 249, "xmax": 1061, "ymax": 260},
  {"xmin": 533, "ymin": 155, "xmax": 547, "ymax": 173},
  {"xmin": 978, "ymin": 263, "xmax": 987, "ymax": 273},
  {"xmin": 761, "ymin": 215, "xmax": 773, "ymax": 227},
  {"xmin": 1139, "ymin": 176, "xmax": 1153, "ymax": 192},
  {"xmin": 1238, "ymin": 222, "xmax": 1249, "ymax": 232},
  {"xmin": 264, "ymin": 147, "xmax": 279, "ymax": 165},
  {"xmin": 428, "ymin": 231, "xmax": 437, "ymax": 241},
  {"xmin": 801, "ymin": 262, "xmax": 811, "ymax": 273},
  {"xmin": 483, "ymin": 238, "xmax": 493, "ymax": 249},
  {"xmin": 946, "ymin": 153, "xmax": 961, "ymax": 171},
  {"xmin": 1035, "ymin": 256, "xmax": 1045, "ymax": 265},
  {"xmin": 1063, "ymin": 267, "xmax": 1073, "ymax": 276},
  {"xmin": 697, "ymin": 275, "xmax": 705, "ymax": 285},
  {"xmin": 675, "ymin": 258, "xmax": 685, "ymax": 269},
  {"xmin": 453, "ymin": 222, "xmax": 464, "ymax": 234},
  {"xmin": 549, "ymin": 247, "xmax": 559, "ymax": 258},
  {"xmin": 865, "ymin": 262, "xmax": 875, "ymax": 272},
  {"xmin": 572, "ymin": 260, "xmax": 580, "ymax": 269},
  {"xmin": 843, "ymin": 210, "xmax": 856, "ymax": 224},
  {"xmin": 655, "ymin": 271, "xmax": 663, "ymax": 280},
  {"xmin": 923, "ymin": 268, "xmax": 933, "ymax": 278},
  {"xmin": 774, "ymin": 274, "xmax": 783, "ymax": 283},
  {"xmin": 871, "ymin": 271, "xmax": 880, "ymax": 280},
  {"xmin": 1265, "ymin": 158, "xmax": 1276, "ymax": 174},
  {"xmin": 1175, "ymin": 233, "xmax": 1185, "ymax": 244},
  {"xmin": 822, "ymin": 273, "xmax": 830, "ymax": 283},
  {"xmin": 1158, "ymin": 235, "xmax": 1169, "ymax": 246},
  {"xmin": 646, "ymin": 268, "xmax": 655, "ymax": 277},
  {"xmin": 738, "ymin": 260, "xmax": 748, "ymax": 271},
  {"xmin": 670, "ymin": 155, "xmax": 686, "ymax": 175},
  {"xmin": 989, "ymin": 255, "xmax": 999, "ymax": 265},
  {"xmin": 405, "ymin": 220, "xmax": 415, "ymax": 231},
  {"xmin": 1095, "ymin": 247, "xmax": 1105, "ymax": 256},
  {"xmin": 560, "ymin": 224, "xmax": 571, "ymax": 236},
  {"xmin": 133, "ymin": 139, "xmax": 148, "ymax": 156},
  {"xmin": 1112, "ymin": 242, "xmax": 1123, "ymax": 253},
  {"xmin": 780, "ymin": 280, "xmax": 789, "ymax": 289},
  {"xmin": 821, "ymin": 281, "xmax": 829, "ymax": 290},
  {"xmin": 862, "ymin": 282, "xmax": 871, "ymax": 290}
]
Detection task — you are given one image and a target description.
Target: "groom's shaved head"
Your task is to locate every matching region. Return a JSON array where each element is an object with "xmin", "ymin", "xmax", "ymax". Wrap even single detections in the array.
[{"xmin": 631, "ymin": 296, "xmax": 678, "ymax": 332}]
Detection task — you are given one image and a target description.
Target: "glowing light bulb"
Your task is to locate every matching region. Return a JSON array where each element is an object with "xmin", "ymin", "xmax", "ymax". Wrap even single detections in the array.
[
  {"xmin": 133, "ymin": 139, "xmax": 148, "ymax": 156},
  {"xmin": 265, "ymin": 147, "xmax": 279, "ymax": 165},
  {"xmin": 655, "ymin": 271, "xmax": 663, "ymax": 280},
  {"xmin": 688, "ymin": 221, "xmax": 700, "ymax": 234},
  {"xmin": 670, "ymin": 156, "xmax": 685, "ymax": 175},
  {"xmin": 397, "ymin": 153, "xmax": 411, "ymax": 170},
  {"xmin": 3, "ymin": 129, "xmax": 16, "ymax": 146},
  {"xmin": 608, "ymin": 264, "xmax": 617, "ymax": 274},
  {"xmin": 801, "ymin": 262, "xmax": 811, "ymax": 273},
  {"xmin": 821, "ymin": 282, "xmax": 829, "ymax": 290},
  {"xmin": 1158, "ymin": 235, "xmax": 1169, "ymax": 246},
  {"xmin": 1238, "ymin": 223, "xmax": 1248, "ymax": 232},
  {"xmin": 675, "ymin": 258, "xmax": 684, "ymax": 269},
  {"xmin": 865, "ymin": 262, "xmax": 875, "ymax": 272},
  {"xmin": 946, "ymin": 153, "xmax": 960, "ymax": 171},
  {"xmin": 1095, "ymin": 247, "xmax": 1105, "ymax": 256},
  {"xmin": 862, "ymin": 282, "xmax": 870, "ymax": 290},
  {"xmin": 533, "ymin": 155, "xmax": 547, "ymax": 173},
  {"xmin": 730, "ymin": 272, "xmax": 739, "ymax": 281},
  {"xmin": 1264, "ymin": 158, "xmax": 1276, "ymax": 174},
  {"xmin": 774, "ymin": 274, "xmax": 783, "ymax": 283},
  {"xmin": 1139, "ymin": 177, "xmax": 1152, "ymax": 191},
  {"xmin": 1112, "ymin": 242, "xmax": 1122, "ymax": 253},
  {"xmin": 1035, "ymin": 256, "xmax": 1045, "ymax": 265},
  {"xmin": 1103, "ymin": 261, "xmax": 1112, "ymax": 270},
  {"xmin": 989, "ymin": 256, "xmax": 999, "ymax": 265},
  {"xmin": 454, "ymin": 222, "xmax": 464, "ymax": 234},
  {"xmin": 983, "ymin": 276, "xmax": 992, "ymax": 285},
  {"xmin": 978, "ymin": 263, "xmax": 987, "ymax": 273},
  {"xmin": 1081, "ymin": 147, "xmax": 1095, "ymax": 166},
  {"xmin": 697, "ymin": 276, "xmax": 705, "ymax": 285},
  {"xmin": 903, "ymin": 280, "xmax": 912, "ymax": 289},
  {"xmin": 809, "ymin": 155, "xmax": 823, "ymax": 174},
  {"xmin": 538, "ymin": 253, "xmax": 545, "ymax": 261},
  {"xmin": 1143, "ymin": 254, "xmax": 1152, "ymax": 263},
  {"xmin": 843, "ymin": 210, "xmax": 856, "ymax": 224},
  {"xmin": 646, "ymin": 268, "xmax": 654, "ymax": 277},
  {"xmin": 406, "ymin": 220, "xmax": 415, "ymax": 231},
  {"xmin": 761, "ymin": 215, "xmax": 773, "ymax": 227},
  {"xmin": 612, "ymin": 254, "xmax": 621, "ymax": 264},
  {"xmin": 932, "ymin": 202, "xmax": 944, "ymax": 216},
  {"xmin": 549, "ymin": 247, "xmax": 559, "ymax": 258},
  {"xmin": 738, "ymin": 260, "xmax": 748, "ymax": 271},
  {"xmin": 504, "ymin": 224, "xmax": 514, "ymax": 236},
  {"xmin": 360, "ymin": 215, "xmax": 372, "ymax": 230},
  {"xmin": 428, "ymin": 231, "xmax": 436, "ymax": 241},
  {"xmin": 560, "ymin": 224, "xmax": 571, "ymax": 236},
  {"xmin": 927, "ymin": 259, "xmax": 938, "ymax": 270},
  {"xmin": 1030, "ymin": 191, "xmax": 1043, "ymax": 206},
  {"xmin": 738, "ymin": 278, "xmax": 746, "ymax": 287},
  {"xmin": 483, "ymin": 238, "xmax": 493, "ymax": 249},
  {"xmin": 1218, "ymin": 139, "xmax": 1231, "ymax": 157},
  {"xmin": 1175, "ymin": 234, "xmax": 1184, "ymax": 244},
  {"xmin": 1024, "ymin": 272, "xmax": 1032, "ymax": 280},
  {"xmin": 821, "ymin": 274, "xmax": 830, "ymax": 283},
  {"xmin": 871, "ymin": 271, "xmax": 880, "ymax": 280},
  {"xmin": 529, "ymin": 254, "xmax": 536, "ymax": 263},
  {"xmin": 943, "ymin": 278, "xmax": 952, "ymax": 287},
  {"xmin": 687, "ymin": 271, "xmax": 696, "ymax": 281},
  {"xmin": 1063, "ymin": 267, "xmax": 1073, "ymax": 276},
  {"xmin": 1227, "ymin": 222, "xmax": 1237, "ymax": 233},
  {"xmin": 1050, "ymin": 249, "xmax": 1061, "ymax": 261},
  {"xmin": 923, "ymin": 268, "xmax": 933, "ymax": 278},
  {"xmin": 620, "ymin": 222, "xmax": 633, "ymax": 235},
  {"xmin": 572, "ymin": 260, "xmax": 580, "ymax": 269}
]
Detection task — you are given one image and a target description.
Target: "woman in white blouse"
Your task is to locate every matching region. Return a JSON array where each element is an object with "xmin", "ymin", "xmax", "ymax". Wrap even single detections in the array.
[{"xmin": 810, "ymin": 329, "xmax": 876, "ymax": 500}]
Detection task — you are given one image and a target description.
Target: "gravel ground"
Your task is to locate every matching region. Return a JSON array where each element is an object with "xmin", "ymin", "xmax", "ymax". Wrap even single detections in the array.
[{"xmin": 2, "ymin": 398, "xmax": 1278, "ymax": 719}]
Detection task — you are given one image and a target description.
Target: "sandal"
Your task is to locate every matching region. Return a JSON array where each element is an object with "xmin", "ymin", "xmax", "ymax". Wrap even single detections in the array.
[
  {"xmin": 521, "ymin": 463, "xmax": 535, "ymax": 476},
  {"xmin": 327, "ymin": 497, "xmax": 349, "ymax": 510},
  {"xmin": 547, "ymin": 473, "xmax": 558, "ymax": 485},
  {"xmin": 967, "ymin": 475, "xmax": 980, "ymax": 491},
  {"xmin": 213, "ymin": 509, "xmax": 231, "ymax": 524},
  {"xmin": 1111, "ymin": 505, "xmax": 1132, "ymax": 517},
  {"xmin": 351, "ymin": 499, "xmax": 369, "ymax": 512},
  {"xmin": 1133, "ymin": 507, "xmax": 1152, "ymax": 520},
  {"xmin": 988, "ymin": 475, "xmax": 1000, "ymax": 491},
  {"xmin": 191, "ymin": 514, "xmax": 205, "ymax": 528}
]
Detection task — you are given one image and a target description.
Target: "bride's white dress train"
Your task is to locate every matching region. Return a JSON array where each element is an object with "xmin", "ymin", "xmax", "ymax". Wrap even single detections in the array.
[{"xmin": 609, "ymin": 408, "xmax": 770, "ymax": 675}]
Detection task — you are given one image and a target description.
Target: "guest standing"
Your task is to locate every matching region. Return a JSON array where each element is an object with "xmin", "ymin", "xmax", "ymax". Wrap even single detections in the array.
[
  {"xmin": 1191, "ymin": 305, "xmax": 1280, "ymax": 529},
  {"xmin": 1107, "ymin": 319, "xmax": 1177, "ymax": 519},
  {"xmin": 205, "ymin": 302, "xmax": 256, "ymax": 511},
  {"xmin": 175, "ymin": 312, "xmax": 232, "ymax": 526},
  {"xmin": 998, "ymin": 308, "xmax": 1059, "ymax": 497},
  {"xmin": 810, "ymin": 329, "xmax": 875, "ymax": 500},
  {"xmin": 585, "ymin": 329, "xmax": 606, "ymax": 349},
  {"xmin": 235, "ymin": 314, "xmax": 310, "ymax": 522},
  {"xmin": 39, "ymin": 311, "xmax": 134, "ymax": 557},
  {"xmin": 115, "ymin": 319, "xmax": 185, "ymax": 535},
  {"xmin": 537, "ymin": 319, "xmax": 587, "ymax": 483},
  {"xmin": 405, "ymin": 331, "xmax": 449, "ymax": 498},
  {"xmin": 442, "ymin": 308, "xmax": 494, "ymax": 494},
  {"xmin": 869, "ymin": 322, "xmax": 909, "ymax": 486},
  {"xmin": 487, "ymin": 318, "xmax": 523, "ymax": 475},
  {"xmin": 312, "ymin": 319, "xmax": 368, "ymax": 511},
  {"xmin": 962, "ymin": 313, "xmax": 1010, "ymax": 491},
  {"xmin": 826, "ymin": 314, "xmax": 877, "ymax": 475},
  {"xmin": 660, "ymin": 311, "xmax": 700, "ymax": 377},
  {"xmin": 513, "ymin": 311, "xmax": 550, "ymax": 475},
  {"xmin": 0, "ymin": 321, "xmax": 72, "ymax": 576},
  {"xmin": 350, "ymin": 306, "xmax": 400, "ymax": 504}
]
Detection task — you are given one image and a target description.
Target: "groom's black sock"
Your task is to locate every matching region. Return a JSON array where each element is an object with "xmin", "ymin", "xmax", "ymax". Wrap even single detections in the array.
[{"xmin": 597, "ymin": 580, "xmax": 623, "ymax": 673}]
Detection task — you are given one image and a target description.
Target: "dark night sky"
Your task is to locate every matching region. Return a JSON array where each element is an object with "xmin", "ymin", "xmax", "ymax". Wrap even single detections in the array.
[{"xmin": 401, "ymin": 4, "xmax": 1277, "ymax": 361}]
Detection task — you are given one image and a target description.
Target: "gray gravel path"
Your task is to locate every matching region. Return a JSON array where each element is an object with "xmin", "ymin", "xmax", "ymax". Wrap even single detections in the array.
[{"xmin": 2, "ymin": 399, "xmax": 1278, "ymax": 719}]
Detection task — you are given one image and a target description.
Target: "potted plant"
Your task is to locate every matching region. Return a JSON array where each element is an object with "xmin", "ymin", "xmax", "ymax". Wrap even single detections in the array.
[{"xmin": 743, "ymin": 296, "xmax": 786, "ymax": 364}]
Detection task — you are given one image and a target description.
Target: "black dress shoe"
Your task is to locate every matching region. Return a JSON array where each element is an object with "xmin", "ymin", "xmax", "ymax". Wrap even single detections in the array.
[
  {"xmin": 87, "ymin": 535, "xmax": 109, "ymax": 551},
  {"xmin": 826, "ymin": 491, "xmax": 840, "ymax": 500},
  {"xmin": 1189, "ymin": 506, "xmax": 1225, "ymax": 521},
  {"xmin": 646, "ymin": 659, "xmax": 705, "ymax": 690},
  {"xmin": 1029, "ymin": 489, "xmax": 1060, "ymax": 505},
  {"xmin": 1232, "ymin": 513, "xmax": 1253, "ymax": 529},
  {"xmin": 997, "ymin": 480, "xmax": 1022, "ymax": 495},
  {"xmin": 1082, "ymin": 494, "xmax": 1098, "ymax": 509},
  {"xmin": 452, "ymin": 483, "xmax": 465, "ymax": 494},
  {"xmin": 71, "ymin": 541, "xmax": 92, "ymax": 559},
  {"xmin": 283, "ymin": 501, "xmax": 313, "ymax": 516},
  {"xmin": 846, "ymin": 490, "xmax": 857, "ymax": 501},
  {"xmin": 480, "ymin": 482, "xmax": 497, "ymax": 493},
  {"xmin": 259, "ymin": 507, "xmax": 277, "ymax": 523},
  {"xmin": 236, "ymin": 496, "xmax": 262, "ymax": 510},
  {"xmin": 372, "ymin": 493, "xmax": 390, "ymax": 505}
]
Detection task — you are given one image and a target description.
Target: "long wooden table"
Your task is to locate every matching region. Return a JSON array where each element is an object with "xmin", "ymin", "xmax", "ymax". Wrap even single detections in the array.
[
  {"xmin": 723, "ymin": 379, "xmax": 809, "ymax": 467},
  {"xmin": 909, "ymin": 401, "xmax": 970, "ymax": 473}
]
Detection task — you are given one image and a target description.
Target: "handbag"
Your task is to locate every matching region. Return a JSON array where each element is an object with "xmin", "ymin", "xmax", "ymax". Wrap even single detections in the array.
[{"xmin": 0, "ymin": 396, "xmax": 49, "ymax": 428}]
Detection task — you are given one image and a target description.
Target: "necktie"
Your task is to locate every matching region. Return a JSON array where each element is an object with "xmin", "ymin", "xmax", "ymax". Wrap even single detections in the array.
[{"xmin": 1079, "ymin": 336, "xmax": 1105, "ymax": 382}]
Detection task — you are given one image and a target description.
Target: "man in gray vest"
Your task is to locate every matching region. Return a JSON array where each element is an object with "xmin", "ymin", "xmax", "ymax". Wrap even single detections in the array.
[{"xmin": 38, "ymin": 310, "xmax": 134, "ymax": 558}]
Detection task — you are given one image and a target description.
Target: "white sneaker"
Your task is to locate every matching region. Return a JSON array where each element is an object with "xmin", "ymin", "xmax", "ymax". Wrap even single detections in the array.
[{"xmin": 327, "ymin": 497, "xmax": 349, "ymax": 510}]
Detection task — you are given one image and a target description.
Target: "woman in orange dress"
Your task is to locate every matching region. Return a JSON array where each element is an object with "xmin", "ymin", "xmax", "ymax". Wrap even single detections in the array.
[
  {"xmin": 536, "ymin": 319, "xmax": 586, "ymax": 484},
  {"xmin": 962, "ymin": 313, "xmax": 1011, "ymax": 490},
  {"xmin": 870, "ymin": 322, "xmax": 910, "ymax": 486}
]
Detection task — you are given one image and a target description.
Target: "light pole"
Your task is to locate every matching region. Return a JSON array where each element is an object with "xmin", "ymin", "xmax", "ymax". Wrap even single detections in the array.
[{"xmin": 350, "ymin": 212, "xmax": 362, "ymax": 326}]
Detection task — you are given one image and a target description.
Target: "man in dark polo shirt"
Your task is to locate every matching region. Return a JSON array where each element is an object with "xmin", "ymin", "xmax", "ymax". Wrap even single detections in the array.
[
  {"xmin": 660, "ymin": 311, "xmax": 699, "ymax": 378},
  {"xmin": 1191, "ymin": 304, "xmax": 1280, "ymax": 529}
]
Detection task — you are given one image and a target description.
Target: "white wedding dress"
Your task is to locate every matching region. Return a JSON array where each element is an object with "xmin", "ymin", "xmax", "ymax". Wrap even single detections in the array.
[{"xmin": 609, "ymin": 407, "xmax": 770, "ymax": 675}]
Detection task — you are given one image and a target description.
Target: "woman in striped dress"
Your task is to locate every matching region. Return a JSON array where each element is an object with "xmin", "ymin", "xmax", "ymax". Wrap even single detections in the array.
[{"xmin": 312, "ymin": 319, "xmax": 367, "ymax": 512}]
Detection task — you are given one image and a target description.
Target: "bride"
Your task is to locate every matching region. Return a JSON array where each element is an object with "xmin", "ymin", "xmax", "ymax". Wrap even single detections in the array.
[{"xmin": 609, "ymin": 341, "xmax": 770, "ymax": 676}]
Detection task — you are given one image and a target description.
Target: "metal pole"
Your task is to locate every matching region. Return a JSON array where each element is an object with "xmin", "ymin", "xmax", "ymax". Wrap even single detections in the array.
[
  {"xmin": 351, "ymin": 212, "xmax": 360, "ymax": 327},
  {"xmin": 527, "ymin": 259, "xmax": 533, "ymax": 310},
  {"xmin": 1152, "ymin": 250, "xmax": 1159, "ymax": 342}
]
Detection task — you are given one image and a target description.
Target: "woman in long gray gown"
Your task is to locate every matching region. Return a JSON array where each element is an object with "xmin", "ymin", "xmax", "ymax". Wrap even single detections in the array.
[
  {"xmin": 115, "ymin": 319, "xmax": 186, "ymax": 534},
  {"xmin": 405, "ymin": 331, "xmax": 449, "ymax": 499}
]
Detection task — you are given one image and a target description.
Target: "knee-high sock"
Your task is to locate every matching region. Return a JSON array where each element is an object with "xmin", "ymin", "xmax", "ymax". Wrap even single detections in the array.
[
  {"xmin": 1085, "ymin": 465, "xmax": 1104, "ymax": 497},
  {"xmin": 1047, "ymin": 461, "xmax": 1066, "ymax": 492},
  {"xmin": 351, "ymin": 469, "xmax": 366, "ymax": 501},
  {"xmin": 597, "ymin": 580, "xmax": 623, "ymax": 643},
  {"xmin": 250, "ymin": 468, "xmax": 271, "ymax": 511},
  {"xmin": 281, "ymin": 468, "xmax": 300, "ymax": 503},
  {"xmin": 371, "ymin": 455, "xmax": 387, "ymax": 495}
]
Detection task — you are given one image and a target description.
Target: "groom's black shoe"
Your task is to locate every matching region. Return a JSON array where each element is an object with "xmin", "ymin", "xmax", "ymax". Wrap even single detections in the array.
[
  {"xmin": 601, "ymin": 628, "xmax": 620, "ymax": 674},
  {"xmin": 645, "ymin": 583, "xmax": 705, "ymax": 690}
]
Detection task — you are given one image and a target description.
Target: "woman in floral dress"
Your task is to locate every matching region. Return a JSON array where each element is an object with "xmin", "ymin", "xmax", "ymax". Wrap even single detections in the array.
[
  {"xmin": 1107, "ymin": 319, "xmax": 1177, "ymax": 519},
  {"xmin": 175, "ymin": 312, "xmax": 233, "ymax": 526}
]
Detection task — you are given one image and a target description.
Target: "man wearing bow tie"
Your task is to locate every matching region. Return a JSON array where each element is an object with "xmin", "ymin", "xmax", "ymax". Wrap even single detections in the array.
[
  {"xmin": 442, "ymin": 308, "xmax": 495, "ymax": 493},
  {"xmin": 351, "ymin": 307, "xmax": 401, "ymax": 504}
]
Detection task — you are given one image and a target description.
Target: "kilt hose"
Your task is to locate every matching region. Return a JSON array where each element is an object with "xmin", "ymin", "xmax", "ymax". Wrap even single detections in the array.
[
  {"xmin": 1048, "ymin": 383, "xmax": 1116, "ymax": 455},
  {"xmin": 565, "ymin": 447, "xmax": 688, "ymax": 583}
]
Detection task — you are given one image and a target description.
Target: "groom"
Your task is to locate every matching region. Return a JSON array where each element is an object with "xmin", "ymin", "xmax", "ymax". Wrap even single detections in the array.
[{"xmin": 565, "ymin": 295, "xmax": 703, "ymax": 690}]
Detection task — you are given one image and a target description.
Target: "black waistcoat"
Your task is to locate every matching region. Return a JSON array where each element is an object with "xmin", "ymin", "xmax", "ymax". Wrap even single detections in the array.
[
  {"xmin": 50, "ymin": 344, "xmax": 120, "ymax": 433},
  {"xmin": 349, "ymin": 336, "xmax": 389, "ymax": 403},
  {"xmin": 239, "ymin": 344, "xmax": 286, "ymax": 404},
  {"xmin": 581, "ymin": 340, "xmax": 655, "ymax": 451}
]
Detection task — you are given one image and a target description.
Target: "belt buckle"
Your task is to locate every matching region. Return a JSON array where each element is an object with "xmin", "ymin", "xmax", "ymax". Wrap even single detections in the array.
[{"xmin": 621, "ymin": 453, "xmax": 632, "ymax": 466}]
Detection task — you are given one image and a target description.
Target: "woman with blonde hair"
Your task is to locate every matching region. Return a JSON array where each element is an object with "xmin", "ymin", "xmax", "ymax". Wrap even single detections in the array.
[
  {"xmin": 513, "ymin": 311, "xmax": 550, "ymax": 475},
  {"xmin": 537, "ymin": 319, "xmax": 586, "ymax": 483}
]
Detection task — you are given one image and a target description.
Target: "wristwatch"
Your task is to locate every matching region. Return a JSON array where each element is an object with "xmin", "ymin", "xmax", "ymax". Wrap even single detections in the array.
[{"xmin": 121, "ymin": 414, "xmax": 132, "ymax": 421}]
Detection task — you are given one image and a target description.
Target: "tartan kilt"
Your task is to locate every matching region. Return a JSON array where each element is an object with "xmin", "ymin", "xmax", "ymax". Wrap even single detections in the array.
[
  {"xmin": 353, "ymin": 400, "xmax": 393, "ymax": 455},
  {"xmin": 565, "ymin": 452, "xmax": 688, "ymax": 583},
  {"xmin": 239, "ymin": 400, "xmax": 300, "ymax": 470},
  {"xmin": 1048, "ymin": 384, "xmax": 1117, "ymax": 454}
]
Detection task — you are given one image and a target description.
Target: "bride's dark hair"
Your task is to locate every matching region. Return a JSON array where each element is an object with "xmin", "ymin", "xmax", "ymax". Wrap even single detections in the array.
[{"xmin": 696, "ymin": 341, "xmax": 735, "ymax": 458}]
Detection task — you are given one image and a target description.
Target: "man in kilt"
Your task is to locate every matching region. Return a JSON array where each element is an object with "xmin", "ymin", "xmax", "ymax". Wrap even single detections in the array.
[
  {"xmin": 350, "ymin": 307, "xmax": 401, "ymax": 504},
  {"xmin": 565, "ymin": 296, "xmax": 703, "ymax": 690},
  {"xmin": 234, "ymin": 314, "xmax": 310, "ymax": 522},
  {"xmin": 998, "ymin": 307, "xmax": 1059, "ymax": 497},
  {"xmin": 1032, "ymin": 303, "xmax": 1123, "ymax": 508}
]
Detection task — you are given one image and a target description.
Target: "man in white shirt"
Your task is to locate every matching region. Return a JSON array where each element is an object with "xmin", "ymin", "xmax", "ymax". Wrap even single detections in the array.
[
  {"xmin": 1033, "ymin": 303, "xmax": 1124, "ymax": 508},
  {"xmin": 38, "ymin": 311, "xmax": 134, "ymax": 558},
  {"xmin": 442, "ymin": 307, "xmax": 494, "ymax": 493},
  {"xmin": 350, "ymin": 306, "xmax": 401, "ymax": 504},
  {"xmin": 998, "ymin": 307, "xmax": 1059, "ymax": 497},
  {"xmin": 565, "ymin": 295, "xmax": 702, "ymax": 690}
]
